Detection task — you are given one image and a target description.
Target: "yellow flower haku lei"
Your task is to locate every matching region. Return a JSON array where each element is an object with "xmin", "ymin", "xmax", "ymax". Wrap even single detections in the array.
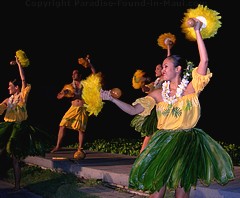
[
  {"xmin": 157, "ymin": 33, "xmax": 176, "ymax": 49},
  {"xmin": 162, "ymin": 61, "xmax": 195, "ymax": 104},
  {"xmin": 132, "ymin": 69, "xmax": 146, "ymax": 89},
  {"xmin": 16, "ymin": 49, "xmax": 30, "ymax": 67},
  {"xmin": 81, "ymin": 72, "xmax": 104, "ymax": 116},
  {"xmin": 181, "ymin": 4, "xmax": 222, "ymax": 41}
]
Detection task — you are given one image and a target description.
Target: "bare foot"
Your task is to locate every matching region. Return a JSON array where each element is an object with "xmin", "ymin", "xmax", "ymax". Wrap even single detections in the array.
[
  {"xmin": 78, "ymin": 147, "xmax": 84, "ymax": 152},
  {"xmin": 51, "ymin": 147, "xmax": 60, "ymax": 153}
]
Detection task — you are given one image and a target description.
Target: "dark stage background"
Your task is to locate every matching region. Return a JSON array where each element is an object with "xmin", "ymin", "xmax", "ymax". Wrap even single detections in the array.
[{"xmin": 0, "ymin": 1, "xmax": 237, "ymax": 146}]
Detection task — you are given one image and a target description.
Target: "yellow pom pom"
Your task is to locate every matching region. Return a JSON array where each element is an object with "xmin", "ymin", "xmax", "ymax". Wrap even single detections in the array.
[
  {"xmin": 78, "ymin": 58, "xmax": 88, "ymax": 68},
  {"xmin": 181, "ymin": 4, "xmax": 222, "ymax": 41},
  {"xmin": 16, "ymin": 50, "xmax": 30, "ymax": 67},
  {"xmin": 78, "ymin": 54, "xmax": 90, "ymax": 68},
  {"xmin": 132, "ymin": 69, "xmax": 145, "ymax": 89},
  {"xmin": 157, "ymin": 33, "xmax": 176, "ymax": 49},
  {"xmin": 81, "ymin": 72, "xmax": 104, "ymax": 116}
]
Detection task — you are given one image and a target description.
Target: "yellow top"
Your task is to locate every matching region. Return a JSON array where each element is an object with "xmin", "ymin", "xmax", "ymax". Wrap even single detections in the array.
[
  {"xmin": 156, "ymin": 68, "xmax": 212, "ymax": 130},
  {"xmin": 132, "ymin": 96, "xmax": 156, "ymax": 117},
  {"xmin": 4, "ymin": 84, "xmax": 31, "ymax": 122},
  {"xmin": 0, "ymin": 103, "xmax": 7, "ymax": 115}
]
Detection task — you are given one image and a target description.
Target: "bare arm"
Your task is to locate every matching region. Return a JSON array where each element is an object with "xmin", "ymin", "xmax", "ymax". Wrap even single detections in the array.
[
  {"xmin": 0, "ymin": 98, "xmax": 8, "ymax": 115},
  {"xmin": 89, "ymin": 63, "xmax": 96, "ymax": 74},
  {"xmin": 100, "ymin": 90, "xmax": 144, "ymax": 115},
  {"xmin": 15, "ymin": 56, "xmax": 27, "ymax": 89},
  {"xmin": 166, "ymin": 43, "xmax": 172, "ymax": 57},
  {"xmin": 0, "ymin": 98, "xmax": 8, "ymax": 107},
  {"xmin": 86, "ymin": 56, "xmax": 96, "ymax": 74},
  {"xmin": 194, "ymin": 19, "xmax": 209, "ymax": 75},
  {"xmin": 57, "ymin": 86, "xmax": 73, "ymax": 99},
  {"xmin": 57, "ymin": 91, "xmax": 65, "ymax": 99}
]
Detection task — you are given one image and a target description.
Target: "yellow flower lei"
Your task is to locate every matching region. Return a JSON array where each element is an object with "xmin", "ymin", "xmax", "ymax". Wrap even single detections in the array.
[{"xmin": 162, "ymin": 61, "xmax": 195, "ymax": 104}]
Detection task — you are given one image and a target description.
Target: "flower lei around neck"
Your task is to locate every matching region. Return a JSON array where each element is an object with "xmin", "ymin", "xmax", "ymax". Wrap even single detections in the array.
[
  {"xmin": 8, "ymin": 93, "xmax": 21, "ymax": 108},
  {"xmin": 162, "ymin": 61, "xmax": 195, "ymax": 104}
]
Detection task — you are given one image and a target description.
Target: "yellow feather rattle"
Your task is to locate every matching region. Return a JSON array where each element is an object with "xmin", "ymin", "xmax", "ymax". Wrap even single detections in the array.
[
  {"xmin": 157, "ymin": 32, "xmax": 176, "ymax": 50},
  {"xmin": 10, "ymin": 49, "xmax": 30, "ymax": 67},
  {"xmin": 181, "ymin": 4, "xmax": 222, "ymax": 41},
  {"xmin": 81, "ymin": 72, "xmax": 104, "ymax": 116},
  {"xmin": 132, "ymin": 69, "xmax": 146, "ymax": 89},
  {"xmin": 78, "ymin": 54, "xmax": 91, "ymax": 68}
]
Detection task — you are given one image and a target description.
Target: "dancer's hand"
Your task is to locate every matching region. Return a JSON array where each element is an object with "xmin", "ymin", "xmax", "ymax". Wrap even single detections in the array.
[
  {"xmin": 15, "ymin": 56, "xmax": 21, "ymax": 67},
  {"xmin": 194, "ymin": 18, "xmax": 203, "ymax": 31},
  {"xmin": 100, "ymin": 89, "xmax": 113, "ymax": 101}
]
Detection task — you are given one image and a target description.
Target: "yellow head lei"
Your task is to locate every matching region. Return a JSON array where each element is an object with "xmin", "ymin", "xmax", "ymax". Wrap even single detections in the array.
[
  {"xmin": 157, "ymin": 33, "xmax": 176, "ymax": 49},
  {"xmin": 16, "ymin": 49, "xmax": 30, "ymax": 67},
  {"xmin": 181, "ymin": 4, "xmax": 222, "ymax": 41},
  {"xmin": 132, "ymin": 69, "xmax": 146, "ymax": 89}
]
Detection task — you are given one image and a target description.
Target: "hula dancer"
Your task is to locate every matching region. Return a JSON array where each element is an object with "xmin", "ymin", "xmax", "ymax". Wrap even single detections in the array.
[
  {"xmin": 0, "ymin": 50, "xmax": 51, "ymax": 191},
  {"xmin": 101, "ymin": 15, "xmax": 234, "ymax": 197}
]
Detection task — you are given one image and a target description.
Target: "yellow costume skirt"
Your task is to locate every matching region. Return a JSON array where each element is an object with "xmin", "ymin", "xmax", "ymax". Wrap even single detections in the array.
[{"xmin": 59, "ymin": 105, "xmax": 88, "ymax": 132}]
